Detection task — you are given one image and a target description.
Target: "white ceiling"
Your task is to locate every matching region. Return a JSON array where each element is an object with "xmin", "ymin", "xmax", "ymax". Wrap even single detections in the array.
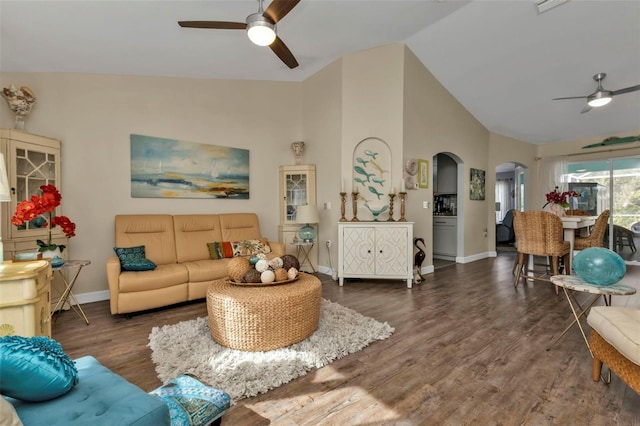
[{"xmin": 1, "ymin": 0, "xmax": 639, "ymax": 145}]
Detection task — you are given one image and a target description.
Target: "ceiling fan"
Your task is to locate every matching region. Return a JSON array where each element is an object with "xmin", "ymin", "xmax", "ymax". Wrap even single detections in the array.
[
  {"xmin": 178, "ymin": 0, "xmax": 300, "ymax": 69},
  {"xmin": 552, "ymin": 73, "xmax": 640, "ymax": 114}
]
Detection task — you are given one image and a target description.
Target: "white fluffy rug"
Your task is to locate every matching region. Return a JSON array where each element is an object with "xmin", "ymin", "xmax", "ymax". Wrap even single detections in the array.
[{"xmin": 148, "ymin": 298, "xmax": 394, "ymax": 402}]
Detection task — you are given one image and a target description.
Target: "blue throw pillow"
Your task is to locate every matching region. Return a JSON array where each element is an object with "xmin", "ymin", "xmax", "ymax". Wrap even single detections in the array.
[
  {"xmin": 150, "ymin": 375, "xmax": 230, "ymax": 426},
  {"xmin": 0, "ymin": 336, "xmax": 79, "ymax": 402},
  {"xmin": 113, "ymin": 245, "xmax": 157, "ymax": 271}
]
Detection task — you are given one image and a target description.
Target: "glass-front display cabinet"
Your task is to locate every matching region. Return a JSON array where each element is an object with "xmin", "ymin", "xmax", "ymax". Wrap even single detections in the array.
[
  {"xmin": 278, "ymin": 164, "xmax": 317, "ymax": 271},
  {"xmin": 0, "ymin": 129, "xmax": 64, "ymax": 258}
]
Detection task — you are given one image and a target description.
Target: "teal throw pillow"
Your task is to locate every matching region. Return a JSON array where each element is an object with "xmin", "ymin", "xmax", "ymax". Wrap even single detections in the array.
[
  {"xmin": 150, "ymin": 374, "xmax": 231, "ymax": 426},
  {"xmin": 113, "ymin": 245, "xmax": 157, "ymax": 271},
  {"xmin": 0, "ymin": 336, "xmax": 79, "ymax": 402}
]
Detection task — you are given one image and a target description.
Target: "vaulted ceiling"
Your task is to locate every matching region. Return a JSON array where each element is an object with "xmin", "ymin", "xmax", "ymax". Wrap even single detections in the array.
[{"xmin": 1, "ymin": 0, "xmax": 639, "ymax": 145}]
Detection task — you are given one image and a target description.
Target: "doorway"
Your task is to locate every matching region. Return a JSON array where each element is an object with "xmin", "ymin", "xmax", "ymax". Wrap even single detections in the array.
[
  {"xmin": 433, "ymin": 152, "xmax": 463, "ymax": 268},
  {"xmin": 495, "ymin": 162, "xmax": 527, "ymax": 254}
]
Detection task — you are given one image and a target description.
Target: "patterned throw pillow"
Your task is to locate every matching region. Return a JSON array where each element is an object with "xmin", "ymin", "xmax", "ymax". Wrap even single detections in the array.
[
  {"xmin": 230, "ymin": 239, "xmax": 271, "ymax": 257},
  {"xmin": 207, "ymin": 242, "xmax": 234, "ymax": 260},
  {"xmin": 150, "ymin": 374, "xmax": 231, "ymax": 426},
  {"xmin": 113, "ymin": 245, "xmax": 157, "ymax": 271},
  {"xmin": 0, "ymin": 336, "xmax": 78, "ymax": 402}
]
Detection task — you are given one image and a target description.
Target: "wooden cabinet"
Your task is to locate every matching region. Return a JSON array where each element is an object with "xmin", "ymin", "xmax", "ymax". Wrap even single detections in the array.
[
  {"xmin": 0, "ymin": 260, "xmax": 52, "ymax": 337},
  {"xmin": 0, "ymin": 129, "xmax": 65, "ymax": 260},
  {"xmin": 338, "ymin": 222, "xmax": 414, "ymax": 288},
  {"xmin": 433, "ymin": 216, "xmax": 457, "ymax": 260},
  {"xmin": 278, "ymin": 165, "xmax": 318, "ymax": 271}
]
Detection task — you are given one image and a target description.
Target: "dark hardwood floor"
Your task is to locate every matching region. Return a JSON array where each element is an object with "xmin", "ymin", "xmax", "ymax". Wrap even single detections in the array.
[{"xmin": 52, "ymin": 254, "xmax": 640, "ymax": 425}]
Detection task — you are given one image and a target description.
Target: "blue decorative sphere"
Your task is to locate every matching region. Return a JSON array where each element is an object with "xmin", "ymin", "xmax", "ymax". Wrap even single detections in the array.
[
  {"xmin": 248, "ymin": 255, "xmax": 260, "ymax": 266},
  {"xmin": 573, "ymin": 247, "xmax": 626, "ymax": 286}
]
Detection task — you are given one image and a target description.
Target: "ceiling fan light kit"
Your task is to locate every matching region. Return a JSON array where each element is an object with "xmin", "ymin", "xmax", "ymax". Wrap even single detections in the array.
[
  {"xmin": 246, "ymin": 14, "xmax": 276, "ymax": 46},
  {"xmin": 587, "ymin": 93, "xmax": 612, "ymax": 108}
]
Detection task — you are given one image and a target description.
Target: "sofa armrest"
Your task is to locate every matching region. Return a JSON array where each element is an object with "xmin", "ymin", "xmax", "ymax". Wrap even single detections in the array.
[
  {"xmin": 269, "ymin": 241, "xmax": 285, "ymax": 256},
  {"xmin": 106, "ymin": 256, "xmax": 122, "ymax": 314}
]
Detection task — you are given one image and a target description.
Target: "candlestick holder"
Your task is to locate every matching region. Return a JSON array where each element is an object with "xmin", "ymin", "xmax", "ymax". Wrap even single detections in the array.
[
  {"xmin": 339, "ymin": 192, "xmax": 347, "ymax": 222},
  {"xmin": 351, "ymin": 192, "xmax": 360, "ymax": 222},
  {"xmin": 387, "ymin": 194, "xmax": 396, "ymax": 222},
  {"xmin": 399, "ymin": 192, "xmax": 407, "ymax": 222}
]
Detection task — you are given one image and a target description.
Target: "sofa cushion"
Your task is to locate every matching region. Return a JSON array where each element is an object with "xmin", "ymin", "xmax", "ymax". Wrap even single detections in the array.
[
  {"xmin": 231, "ymin": 239, "xmax": 272, "ymax": 256},
  {"xmin": 219, "ymin": 213, "xmax": 264, "ymax": 241},
  {"xmin": 114, "ymin": 245, "xmax": 157, "ymax": 271},
  {"xmin": 150, "ymin": 374, "xmax": 230, "ymax": 426},
  {"xmin": 587, "ymin": 306, "xmax": 640, "ymax": 365},
  {"xmin": 8, "ymin": 356, "xmax": 170, "ymax": 426},
  {"xmin": 115, "ymin": 214, "xmax": 177, "ymax": 266},
  {"xmin": 0, "ymin": 336, "xmax": 78, "ymax": 402},
  {"xmin": 174, "ymin": 215, "xmax": 223, "ymax": 263},
  {"xmin": 0, "ymin": 397, "xmax": 22, "ymax": 426},
  {"xmin": 207, "ymin": 241, "xmax": 234, "ymax": 260},
  {"xmin": 118, "ymin": 263, "xmax": 190, "ymax": 293}
]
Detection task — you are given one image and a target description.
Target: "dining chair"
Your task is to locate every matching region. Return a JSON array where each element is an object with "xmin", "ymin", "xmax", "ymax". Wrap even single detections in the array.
[
  {"xmin": 574, "ymin": 209, "xmax": 610, "ymax": 250},
  {"xmin": 512, "ymin": 210, "xmax": 571, "ymax": 289}
]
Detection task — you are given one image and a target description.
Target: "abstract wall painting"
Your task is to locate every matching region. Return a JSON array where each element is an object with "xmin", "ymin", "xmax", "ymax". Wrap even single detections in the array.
[
  {"xmin": 470, "ymin": 168, "xmax": 486, "ymax": 200},
  {"xmin": 130, "ymin": 134, "xmax": 249, "ymax": 199}
]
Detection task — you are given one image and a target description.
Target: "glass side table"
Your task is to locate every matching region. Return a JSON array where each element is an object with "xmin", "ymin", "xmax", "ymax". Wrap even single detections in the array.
[
  {"xmin": 294, "ymin": 240, "xmax": 316, "ymax": 273},
  {"xmin": 51, "ymin": 259, "xmax": 91, "ymax": 325}
]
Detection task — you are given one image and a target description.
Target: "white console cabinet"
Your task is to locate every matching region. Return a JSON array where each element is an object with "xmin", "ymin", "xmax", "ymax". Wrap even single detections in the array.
[{"xmin": 338, "ymin": 222, "xmax": 414, "ymax": 288}]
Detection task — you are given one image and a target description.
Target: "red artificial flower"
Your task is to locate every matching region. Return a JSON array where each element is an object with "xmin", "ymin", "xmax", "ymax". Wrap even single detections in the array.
[
  {"xmin": 543, "ymin": 186, "xmax": 579, "ymax": 208},
  {"xmin": 11, "ymin": 184, "xmax": 76, "ymax": 253}
]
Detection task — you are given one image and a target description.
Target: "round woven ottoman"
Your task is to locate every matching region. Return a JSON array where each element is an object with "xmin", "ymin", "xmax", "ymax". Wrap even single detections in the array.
[{"xmin": 206, "ymin": 273, "xmax": 322, "ymax": 351}]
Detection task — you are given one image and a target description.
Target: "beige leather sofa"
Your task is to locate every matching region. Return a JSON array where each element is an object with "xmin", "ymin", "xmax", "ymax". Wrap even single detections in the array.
[{"xmin": 106, "ymin": 213, "xmax": 284, "ymax": 315}]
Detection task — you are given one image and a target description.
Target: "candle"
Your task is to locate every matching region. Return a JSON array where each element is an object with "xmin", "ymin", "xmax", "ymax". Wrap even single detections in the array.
[
  {"xmin": 401, "ymin": 180, "xmax": 405, "ymax": 192},
  {"xmin": 341, "ymin": 179, "xmax": 345, "ymax": 193},
  {"xmin": 390, "ymin": 186, "xmax": 395, "ymax": 195}
]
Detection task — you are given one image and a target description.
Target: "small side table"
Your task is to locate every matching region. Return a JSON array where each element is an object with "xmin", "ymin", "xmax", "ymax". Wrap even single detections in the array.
[
  {"xmin": 294, "ymin": 240, "xmax": 316, "ymax": 273},
  {"xmin": 549, "ymin": 275, "xmax": 636, "ymax": 356},
  {"xmin": 51, "ymin": 260, "xmax": 91, "ymax": 325}
]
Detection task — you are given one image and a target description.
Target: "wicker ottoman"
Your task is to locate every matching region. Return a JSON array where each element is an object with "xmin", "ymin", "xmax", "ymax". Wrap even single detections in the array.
[{"xmin": 206, "ymin": 273, "xmax": 322, "ymax": 351}]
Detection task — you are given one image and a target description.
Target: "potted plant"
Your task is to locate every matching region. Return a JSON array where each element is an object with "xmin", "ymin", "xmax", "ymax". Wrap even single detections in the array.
[{"xmin": 11, "ymin": 184, "xmax": 76, "ymax": 257}]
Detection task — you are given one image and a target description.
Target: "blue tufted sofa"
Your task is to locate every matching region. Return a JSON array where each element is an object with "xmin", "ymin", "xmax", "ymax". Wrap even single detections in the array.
[{"xmin": 6, "ymin": 356, "xmax": 170, "ymax": 426}]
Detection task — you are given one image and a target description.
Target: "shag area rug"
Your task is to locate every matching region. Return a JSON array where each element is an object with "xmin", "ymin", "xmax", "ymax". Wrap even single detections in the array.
[{"xmin": 148, "ymin": 298, "xmax": 394, "ymax": 402}]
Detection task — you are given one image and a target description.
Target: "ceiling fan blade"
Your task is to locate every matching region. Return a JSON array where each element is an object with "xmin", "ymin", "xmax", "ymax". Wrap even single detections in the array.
[
  {"xmin": 178, "ymin": 21, "xmax": 246, "ymax": 30},
  {"xmin": 582, "ymin": 135, "xmax": 640, "ymax": 149},
  {"xmin": 612, "ymin": 84, "xmax": 640, "ymax": 96},
  {"xmin": 580, "ymin": 104, "xmax": 592, "ymax": 114},
  {"xmin": 263, "ymin": 0, "xmax": 300, "ymax": 24},
  {"xmin": 269, "ymin": 36, "xmax": 298, "ymax": 69},
  {"xmin": 552, "ymin": 95, "xmax": 588, "ymax": 101}
]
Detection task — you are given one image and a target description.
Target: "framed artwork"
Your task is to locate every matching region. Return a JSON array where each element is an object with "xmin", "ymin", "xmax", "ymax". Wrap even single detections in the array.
[
  {"xmin": 418, "ymin": 159, "xmax": 429, "ymax": 188},
  {"xmin": 352, "ymin": 137, "xmax": 391, "ymax": 221},
  {"xmin": 470, "ymin": 168, "xmax": 486, "ymax": 200},
  {"xmin": 130, "ymin": 134, "xmax": 249, "ymax": 199}
]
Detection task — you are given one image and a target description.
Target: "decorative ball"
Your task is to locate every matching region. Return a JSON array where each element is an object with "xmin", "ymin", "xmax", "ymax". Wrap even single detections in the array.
[
  {"xmin": 261, "ymin": 270, "xmax": 275, "ymax": 283},
  {"xmin": 249, "ymin": 255, "xmax": 260, "ymax": 266},
  {"xmin": 255, "ymin": 259, "xmax": 270, "ymax": 273},
  {"xmin": 228, "ymin": 257, "xmax": 251, "ymax": 282},
  {"xmin": 269, "ymin": 257, "xmax": 283, "ymax": 270},
  {"xmin": 274, "ymin": 268, "xmax": 288, "ymax": 282},
  {"xmin": 287, "ymin": 267, "xmax": 299, "ymax": 280},
  {"xmin": 256, "ymin": 253, "xmax": 267, "ymax": 260},
  {"xmin": 573, "ymin": 247, "xmax": 626, "ymax": 286},
  {"xmin": 243, "ymin": 268, "xmax": 261, "ymax": 283},
  {"xmin": 281, "ymin": 254, "xmax": 300, "ymax": 271}
]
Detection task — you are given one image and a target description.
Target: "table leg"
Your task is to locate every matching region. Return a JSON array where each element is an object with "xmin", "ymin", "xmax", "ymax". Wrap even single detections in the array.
[
  {"xmin": 296, "ymin": 245, "xmax": 316, "ymax": 273},
  {"xmin": 547, "ymin": 287, "xmax": 601, "ymax": 356},
  {"xmin": 51, "ymin": 267, "xmax": 90, "ymax": 325}
]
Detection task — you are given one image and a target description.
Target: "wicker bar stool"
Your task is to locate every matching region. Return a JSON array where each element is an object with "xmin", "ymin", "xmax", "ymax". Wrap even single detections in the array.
[
  {"xmin": 512, "ymin": 210, "xmax": 571, "ymax": 290},
  {"xmin": 206, "ymin": 273, "xmax": 322, "ymax": 351}
]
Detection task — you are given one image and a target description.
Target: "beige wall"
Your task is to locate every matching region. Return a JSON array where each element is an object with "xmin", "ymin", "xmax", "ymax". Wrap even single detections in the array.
[
  {"xmin": 403, "ymin": 46, "xmax": 491, "ymax": 261},
  {"xmin": 0, "ymin": 72, "xmax": 303, "ymax": 298},
  {"xmin": 1, "ymin": 43, "xmax": 559, "ymax": 300},
  {"xmin": 301, "ymin": 59, "xmax": 343, "ymax": 273}
]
